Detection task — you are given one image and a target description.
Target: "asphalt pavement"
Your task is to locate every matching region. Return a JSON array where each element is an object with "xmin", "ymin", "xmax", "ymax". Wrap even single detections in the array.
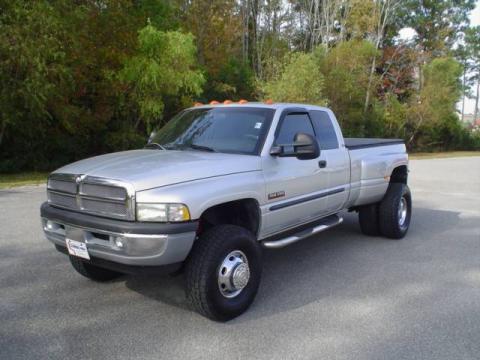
[{"xmin": 1, "ymin": 156, "xmax": 479, "ymax": 360}]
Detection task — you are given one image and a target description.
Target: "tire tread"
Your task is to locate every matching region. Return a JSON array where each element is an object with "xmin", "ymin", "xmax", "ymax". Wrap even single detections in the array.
[
  {"xmin": 379, "ymin": 183, "xmax": 411, "ymax": 239},
  {"xmin": 185, "ymin": 225, "xmax": 260, "ymax": 321}
]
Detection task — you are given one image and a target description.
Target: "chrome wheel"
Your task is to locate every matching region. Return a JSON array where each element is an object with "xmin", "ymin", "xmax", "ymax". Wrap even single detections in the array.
[
  {"xmin": 398, "ymin": 197, "xmax": 408, "ymax": 227},
  {"xmin": 218, "ymin": 250, "xmax": 250, "ymax": 298}
]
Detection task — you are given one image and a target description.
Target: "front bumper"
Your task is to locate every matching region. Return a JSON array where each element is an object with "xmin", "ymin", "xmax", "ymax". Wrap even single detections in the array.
[{"xmin": 40, "ymin": 202, "xmax": 198, "ymax": 267}]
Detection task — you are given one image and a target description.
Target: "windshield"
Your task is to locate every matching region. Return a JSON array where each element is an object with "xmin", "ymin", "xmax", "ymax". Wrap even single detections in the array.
[{"xmin": 149, "ymin": 107, "xmax": 275, "ymax": 155}]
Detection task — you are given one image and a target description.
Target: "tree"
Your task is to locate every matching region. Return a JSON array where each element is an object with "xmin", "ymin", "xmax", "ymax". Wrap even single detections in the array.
[
  {"xmin": 263, "ymin": 52, "xmax": 327, "ymax": 105},
  {"xmin": 408, "ymin": 57, "xmax": 463, "ymax": 149},
  {"xmin": 0, "ymin": 1, "xmax": 71, "ymax": 148},
  {"xmin": 456, "ymin": 42, "xmax": 472, "ymax": 122},
  {"xmin": 345, "ymin": 0, "xmax": 400, "ymax": 114},
  {"xmin": 289, "ymin": 0, "xmax": 348, "ymax": 51},
  {"xmin": 203, "ymin": 58, "xmax": 256, "ymax": 101},
  {"xmin": 1, "ymin": 0, "xmax": 479, "ymax": 173},
  {"xmin": 378, "ymin": 45, "xmax": 416, "ymax": 102},
  {"xmin": 117, "ymin": 24, "xmax": 205, "ymax": 133},
  {"xmin": 393, "ymin": 0, "xmax": 476, "ymax": 56},
  {"xmin": 319, "ymin": 40, "xmax": 378, "ymax": 135},
  {"xmin": 464, "ymin": 26, "xmax": 480, "ymax": 126},
  {"xmin": 181, "ymin": 0, "xmax": 242, "ymax": 74}
]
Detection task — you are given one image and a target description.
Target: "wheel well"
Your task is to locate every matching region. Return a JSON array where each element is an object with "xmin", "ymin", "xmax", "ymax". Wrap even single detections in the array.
[
  {"xmin": 390, "ymin": 165, "xmax": 408, "ymax": 184},
  {"xmin": 199, "ymin": 199, "xmax": 260, "ymax": 237}
]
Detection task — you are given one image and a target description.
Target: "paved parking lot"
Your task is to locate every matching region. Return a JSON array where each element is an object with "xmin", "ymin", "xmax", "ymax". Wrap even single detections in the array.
[{"xmin": 1, "ymin": 156, "xmax": 479, "ymax": 360}]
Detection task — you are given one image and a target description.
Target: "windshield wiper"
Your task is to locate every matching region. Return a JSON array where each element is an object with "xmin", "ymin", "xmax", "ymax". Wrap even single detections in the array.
[
  {"xmin": 189, "ymin": 143, "xmax": 216, "ymax": 152},
  {"xmin": 144, "ymin": 142, "xmax": 167, "ymax": 150}
]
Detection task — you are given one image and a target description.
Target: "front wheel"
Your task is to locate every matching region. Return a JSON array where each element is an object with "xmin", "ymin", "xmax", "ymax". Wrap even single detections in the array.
[
  {"xmin": 185, "ymin": 225, "xmax": 262, "ymax": 321},
  {"xmin": 379, "ymin": 183, "xmax": 412, "ymax": 239}
]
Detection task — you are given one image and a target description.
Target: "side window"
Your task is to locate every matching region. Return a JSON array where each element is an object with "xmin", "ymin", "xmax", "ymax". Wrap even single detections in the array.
[
  {"xmin": 275, "ymin": 113, "xmax": 315, "ymax": 144},
  {"xmin": 309, "ymin": 111, "xmax": 339, "ymax": 150}
]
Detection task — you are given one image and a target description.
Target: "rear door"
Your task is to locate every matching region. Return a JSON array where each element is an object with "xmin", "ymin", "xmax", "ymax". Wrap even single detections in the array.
[
  {"xmin": 261, "ymin": 109, "xmax": 330, "ymax": 236},
  {"xmin": 309, "ymin": 110, "xmax": 350, "ymax": 213}
]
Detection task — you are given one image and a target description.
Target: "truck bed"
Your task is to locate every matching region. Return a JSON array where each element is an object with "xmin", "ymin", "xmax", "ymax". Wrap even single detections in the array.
[{"xmin": 344, "ymin": 138, "xmax": 404, "ymax": 150}]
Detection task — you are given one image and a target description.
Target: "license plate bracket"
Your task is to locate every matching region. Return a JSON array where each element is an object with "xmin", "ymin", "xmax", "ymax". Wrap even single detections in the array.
[
  {"xmin": 65, "ymin": 226, "xmax": 90, "ymax": 260},
  {"xmin": 66, "ymin": 239, "xmax": 90, "ymax": 260}
]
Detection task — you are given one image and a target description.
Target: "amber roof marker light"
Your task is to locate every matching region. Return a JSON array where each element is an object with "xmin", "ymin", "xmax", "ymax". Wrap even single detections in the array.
[
  {"xmin": 238, "ymin": 99, "xmax": 248, "ymax": 104},
  {"xmin": 264, "ymin": 99, "xmax": 274, "ymax": 105},
  {"xmin": 223, "ymin": 100, "xmax": 233, "ymax": 104},
  {"xmin": 193, "ymin": 102, "xmax": 203, "ymax": 107},
  {"xmin": 209, "ymin": 100, "xmax": 220, "ymax": 105}
]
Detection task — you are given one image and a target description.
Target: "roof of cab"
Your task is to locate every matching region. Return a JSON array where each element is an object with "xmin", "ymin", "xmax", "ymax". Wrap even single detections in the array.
[{"xmin": 188, "ymin": 102, "xmax": 331, "ymax": 112}]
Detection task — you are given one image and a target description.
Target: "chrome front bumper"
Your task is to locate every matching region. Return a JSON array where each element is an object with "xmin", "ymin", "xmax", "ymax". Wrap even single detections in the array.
[{"xmin": 41, "ymin": 203, "xmax": 198, "ymax": 266}]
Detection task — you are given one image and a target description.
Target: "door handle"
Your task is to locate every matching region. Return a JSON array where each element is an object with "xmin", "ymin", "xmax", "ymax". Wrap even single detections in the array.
[{"xmin": 318, "ymin": 160, "xmax": 327, "ymax": 168}]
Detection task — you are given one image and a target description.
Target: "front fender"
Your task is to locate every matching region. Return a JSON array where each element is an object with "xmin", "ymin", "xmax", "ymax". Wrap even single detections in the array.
[{"xmin": 135, "ymin": 171, "xmax": 266, "ymax": 220}]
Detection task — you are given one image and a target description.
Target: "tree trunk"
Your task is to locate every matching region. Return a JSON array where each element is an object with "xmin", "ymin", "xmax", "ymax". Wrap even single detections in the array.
[
  {"xmin": 363, "ymin": 0, "xmax": 392, "ymax": 114},
  {"xmin": 408, "ymin": 112, "xmax": 424, "ymax": 147},
  {"xmin": 364, "ymin": 56, "xmax": 377, "ymax": 114},
  {"xmin": 461, "ymin": 66, "xmax": 466, "ymax": 122},
  {"xmin": 474, "ymin": 77, "xmax": 480, "ymax": 126},
  {"xmin": 0, "ymin": 121, "xmax": 6, "ymax": 148},
  {"xmin": 418, "ymin": 62, "xmax": 423, "ymax": 92}
]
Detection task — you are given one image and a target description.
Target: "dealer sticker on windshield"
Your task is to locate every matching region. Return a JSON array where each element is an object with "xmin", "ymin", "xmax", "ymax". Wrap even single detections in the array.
[{"xmin": 66, "ymin": 239, "xmax": 90, "ymax": 260}]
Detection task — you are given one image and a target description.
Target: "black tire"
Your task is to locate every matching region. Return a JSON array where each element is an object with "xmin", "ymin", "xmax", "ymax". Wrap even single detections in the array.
[
  {"xmin": 358, "ymin": 203, "xmax": 380, "ymax": 236},
  {"xmin": 69, "ymin": 256, "xmax": 122, "ymax": 282},
  {"xmin": 379, "ymin": 183, "xmax": 412, "ymax": 239},
  {"xmin": 185, "ymin": 224, "xmax": 262, "ymax": 321}
]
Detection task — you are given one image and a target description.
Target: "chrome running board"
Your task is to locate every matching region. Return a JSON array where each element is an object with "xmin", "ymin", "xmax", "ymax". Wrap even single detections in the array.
[{"xmin": 261, "ymin": 214, "xmax": 343, "ymax": 249}]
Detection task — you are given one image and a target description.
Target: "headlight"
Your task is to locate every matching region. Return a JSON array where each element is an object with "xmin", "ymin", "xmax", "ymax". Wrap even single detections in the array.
[{"xmin": 136, "ymin": 203, "xmax": 191, "ymax": 222}]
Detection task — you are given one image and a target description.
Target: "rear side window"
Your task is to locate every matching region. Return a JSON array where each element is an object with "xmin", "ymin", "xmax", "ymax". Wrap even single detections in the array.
[
  {"xmin": 275, "ymin": 113, "xmax": 315, "ymax": 144},
  {"xmin": 310, "ymin": 110, "xmax": 339, "ymax": 150}
]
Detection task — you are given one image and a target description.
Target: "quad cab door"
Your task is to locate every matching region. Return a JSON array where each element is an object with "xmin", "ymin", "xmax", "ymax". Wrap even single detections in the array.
[{"xmin": 308, "ymin": 110, "xmax": 350, "ymax": 214}]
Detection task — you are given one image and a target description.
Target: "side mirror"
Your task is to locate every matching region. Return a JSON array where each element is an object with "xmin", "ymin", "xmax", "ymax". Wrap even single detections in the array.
[{"xmin": 270, "ymin": 132, "xmax": 320, "ymax": 160}]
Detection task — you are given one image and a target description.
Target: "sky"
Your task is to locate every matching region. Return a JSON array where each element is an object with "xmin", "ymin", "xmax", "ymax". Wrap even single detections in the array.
[{"xmin": 472, "ymin": 0, "xmax": 480, "ymax": 27}]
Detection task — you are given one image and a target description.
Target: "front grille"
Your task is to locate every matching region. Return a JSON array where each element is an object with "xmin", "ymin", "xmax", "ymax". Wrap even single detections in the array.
[
  {"xmin": 47, "ymin": 174, "xmax": 134, "ymax": 220},
  {"xmin": 81, "ymin": 198, "xmax": 128, "ymax": 217},
  {"xmin": 80, "ymin": 183, "xmax": 127, "ymax": 200},
  {"xmin": 48, "ymin": 179, "xmax": 77, "ymax": 194},
  {"xmin": 47, "ymin": 191, "xmax": 77, "ymax": 208}
]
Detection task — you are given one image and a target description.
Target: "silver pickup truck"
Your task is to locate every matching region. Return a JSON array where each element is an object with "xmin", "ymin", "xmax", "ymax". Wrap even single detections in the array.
[{"xmin": 41, "ymin": 103, "xmax": 411, "ymax": 321}]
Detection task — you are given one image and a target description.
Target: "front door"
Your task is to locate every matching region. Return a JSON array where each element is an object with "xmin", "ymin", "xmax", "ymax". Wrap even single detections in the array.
[{"xmin": 261, "ymin": 109, "xmax": 329, "ymax": 236}]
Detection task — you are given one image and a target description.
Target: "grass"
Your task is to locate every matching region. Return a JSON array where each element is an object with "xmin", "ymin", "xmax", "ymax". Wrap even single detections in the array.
[
  {"xmin": 0, "ymin": 172, "xmax": 49, "ymax": 189},
  {"xmin": 410, "ymin": 151, "xmax": 480, "ymax": 160}
]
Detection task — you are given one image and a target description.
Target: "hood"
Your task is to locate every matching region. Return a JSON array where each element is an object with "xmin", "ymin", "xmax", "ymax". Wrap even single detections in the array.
[{"xmin": 53, "ymin": 150, "xmax": 261, "ymax": 191}]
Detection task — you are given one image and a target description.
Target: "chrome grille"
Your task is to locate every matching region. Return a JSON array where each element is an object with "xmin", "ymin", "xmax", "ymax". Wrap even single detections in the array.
[
  {"xmin": 47, "ymin": 191, "xmax": 77, "ymax": 209},
  {"xmin": 80, "ymin": 198, "xmax": 128, "ymax": 217},
  {"xmin": 48, "ymin": 179, "xmax": 77, "ymax": 194},
  {"xmin": 47, "ymin": 174, "xmax": 134, "ymax": 220},
  {"xmin": 80, "ymin": 183, "xmax": 127, "ymax": 200}
]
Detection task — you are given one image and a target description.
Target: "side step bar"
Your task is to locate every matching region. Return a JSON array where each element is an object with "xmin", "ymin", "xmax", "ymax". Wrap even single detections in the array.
[{"xmin": 261, "ymin": 214, "xmax": 343, "ymax": 249}]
